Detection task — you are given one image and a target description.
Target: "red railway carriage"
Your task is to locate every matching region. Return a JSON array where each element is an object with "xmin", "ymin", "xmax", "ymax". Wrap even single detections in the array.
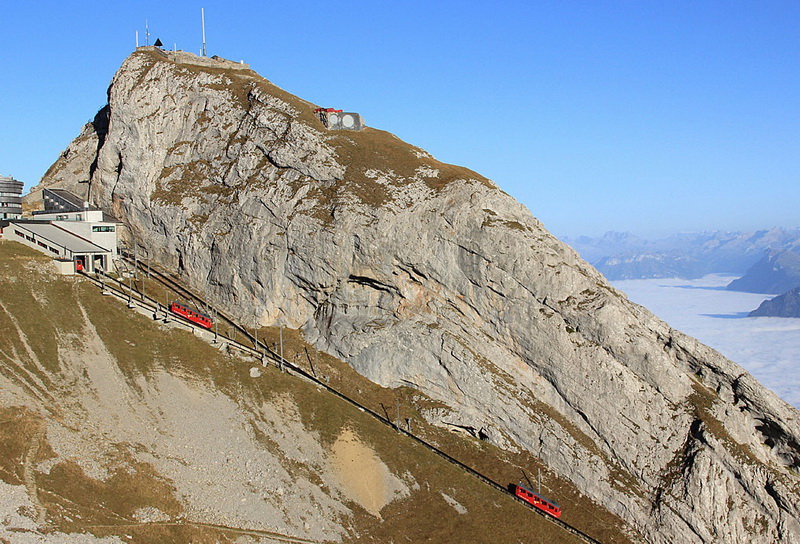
[
  {"xmin": 510, "ymin": 483, "xmax": 562, "ymax": 518},
  {"xmin": 169, "ymin": 301, "xmax": 213, "ymax": 329}
]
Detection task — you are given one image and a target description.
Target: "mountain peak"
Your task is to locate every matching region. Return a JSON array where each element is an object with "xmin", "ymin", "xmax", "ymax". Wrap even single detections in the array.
[{"xmin": 22, "ymin": 48, "xmax": 800, "ymax": 543}]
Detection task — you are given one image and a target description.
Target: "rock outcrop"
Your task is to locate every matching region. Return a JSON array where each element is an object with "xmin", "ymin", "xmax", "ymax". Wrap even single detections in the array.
[{"xmin": 29, "ymin": 48, "xmax": 800, "ymax": 543}]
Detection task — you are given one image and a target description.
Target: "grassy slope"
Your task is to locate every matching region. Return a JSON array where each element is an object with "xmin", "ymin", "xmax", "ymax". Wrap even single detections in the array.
[{"xmin": 0, "ymin": 240, "xmax": 602, "ymax": 543}]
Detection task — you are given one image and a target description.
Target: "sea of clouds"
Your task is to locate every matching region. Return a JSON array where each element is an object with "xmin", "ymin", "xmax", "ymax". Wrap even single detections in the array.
[{"xmin": 612, "ymin": 275, "xmax": 800, "ymax": 409}]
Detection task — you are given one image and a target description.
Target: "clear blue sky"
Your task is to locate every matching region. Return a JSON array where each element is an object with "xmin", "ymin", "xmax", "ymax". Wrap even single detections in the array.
[{"xmin": 2, "ymin": 1, "xmax": 798, "ymax": 239}]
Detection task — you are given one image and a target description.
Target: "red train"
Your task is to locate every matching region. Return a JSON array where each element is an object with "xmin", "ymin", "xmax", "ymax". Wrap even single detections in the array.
[
  {"xmin": 169, "ymin": 301, "xmax": 213, "ymax": 329},
  {"xmin": 510, "ymin": 483, "xmax": 562, "ymax": 518}
]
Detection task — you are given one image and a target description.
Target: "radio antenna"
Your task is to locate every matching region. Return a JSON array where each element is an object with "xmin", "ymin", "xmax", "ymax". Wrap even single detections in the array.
[
  {"xmin": 201, "ymin": 8, "xmax": 207, "ymax": 56},
  {"xmin": 145, "ymin": 19, "xmax": 150, "ymax": 46}
]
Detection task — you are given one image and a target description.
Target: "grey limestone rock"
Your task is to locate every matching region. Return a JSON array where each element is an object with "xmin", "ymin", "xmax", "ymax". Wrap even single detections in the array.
[{"xmin": 36, "ymin": 48, "xmax": 800, "ymax": 543}]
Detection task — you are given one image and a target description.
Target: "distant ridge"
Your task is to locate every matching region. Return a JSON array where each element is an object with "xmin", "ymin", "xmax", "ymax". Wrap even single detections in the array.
[
  {"xmin": 749, "ymin": 287, "xmax": 800, "ymax": 318},
  {"xmin": 727, "ymin": 249, "xmax": 800, "ymax": 294}
]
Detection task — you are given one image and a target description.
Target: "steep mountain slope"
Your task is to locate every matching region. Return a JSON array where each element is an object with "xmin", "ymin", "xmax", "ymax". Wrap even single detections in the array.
[
  {"xmin": 0, "ymin": 240, "xmax": 592, "ymax": 543},
  {"xmin": 28, "ymin": 47, "xmax": 800, "ymax": 543}
]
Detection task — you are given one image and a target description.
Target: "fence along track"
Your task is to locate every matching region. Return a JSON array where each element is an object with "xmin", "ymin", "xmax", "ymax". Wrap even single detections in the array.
[
  {"xmin": 84, "ymin": 521, "xmax": 320, "ymax": 544},
  {"xmin": 85, "ymin": 257, "xmax": 605, "ymax": 544},
  {"xmin": 118, "ymin": 250, "xmax": 262, "ymax": 350}
]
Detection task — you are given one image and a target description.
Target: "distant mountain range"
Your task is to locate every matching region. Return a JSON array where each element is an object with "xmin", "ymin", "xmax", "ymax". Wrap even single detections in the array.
[
  {"xmin": 564, "ymin": 229, "xmax": 800, "ymax": 317},
  {"xmin": 564, "ymin": 228, "xmax": 800, "ymax": 281}
]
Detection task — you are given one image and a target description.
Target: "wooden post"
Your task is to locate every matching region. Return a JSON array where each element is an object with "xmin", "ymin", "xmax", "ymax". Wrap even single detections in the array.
[
  {"xmin": 305, "ymin": 347, "xmax": 317, "ymax": 377},
  {"xmin": 396, "ymin": 399, "xmax": 401, "ymax": 432},
  {"xmin": 538, "ymin": 468, "xmax": 541, "ymax": 494}
]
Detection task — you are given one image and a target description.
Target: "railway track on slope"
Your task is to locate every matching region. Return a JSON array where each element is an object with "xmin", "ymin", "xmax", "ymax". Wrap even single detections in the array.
[
  {"xmin": 117, "ymin": 250, "xmax": 265, "ymax": 352},
  {"xmin": 84, "ymin": 520, "xmax": 321, "ymax": 543},
  {"xmin": 81, "ymin": 256, "xmax": 606, "ymax": 544}
]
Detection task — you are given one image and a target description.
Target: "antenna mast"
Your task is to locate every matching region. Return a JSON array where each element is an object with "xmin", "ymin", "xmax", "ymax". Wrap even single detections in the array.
[
  {"xmin": 201, "ymin": 8, "xmax": 207, "ymax": 56},
  {"xmin": 145, "ymin": 19, "xmax": 150, "ymax": 46}
]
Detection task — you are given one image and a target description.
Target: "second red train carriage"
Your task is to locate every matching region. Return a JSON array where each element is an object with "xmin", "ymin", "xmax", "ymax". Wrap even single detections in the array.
[
  {"xmin": 169, "ymin": 301, "xmax": 213, "ymax": 329},
  {"xmin": 510, "ymin": 483, "xmax": 562, "ymax": 518}
]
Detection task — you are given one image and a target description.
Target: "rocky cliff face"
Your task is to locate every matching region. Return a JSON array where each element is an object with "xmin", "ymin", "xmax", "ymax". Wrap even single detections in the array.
[{"xmin": 30, "ymin": 48, "xmax": 800, "ymax": 543}]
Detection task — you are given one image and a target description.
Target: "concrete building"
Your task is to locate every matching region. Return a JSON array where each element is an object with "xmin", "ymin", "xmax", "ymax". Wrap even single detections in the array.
[
  {"xmin": 34, "ymin": 189, "xmax": 120, "ymax": 258},
  {"xmin": 0, "ymin": 188, "xmax": 120, "ymax": 274},
  {"xmin": 3, "ymin": 221, "xmax": 113, "ymax": 273},
  {"xmin": 0, "ymin": 175, "xmax": 23, "ymax": 219}
]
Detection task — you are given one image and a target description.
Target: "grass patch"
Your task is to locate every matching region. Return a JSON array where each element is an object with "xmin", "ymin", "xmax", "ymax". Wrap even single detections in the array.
[
  {"xmin": 40, "ymin": 458, "xmax": 183, "ymax": 531},
  {"xmin": 0, "ymin": 406, "xmax": 52, "ymax": 487},
  {"xmin": 0, "ymin": 241, "xmax": 84, "ymax": 375},
  {"xmin": 250, "ymin": 325, "xmax": 638, "ymax": 544}
]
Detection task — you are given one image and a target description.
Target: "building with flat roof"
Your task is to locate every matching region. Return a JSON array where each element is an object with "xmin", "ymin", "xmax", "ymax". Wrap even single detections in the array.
[
  {"xmin": 0, "ymin": 188, "xmax": 121, "ymax": 274},
  {"xmin": 0, "ymin": 175, "xmax": 23, "ymax": 219},
  {"xmin": 3, "ymin": 221, "xmax": 113, "ymax": 273}
]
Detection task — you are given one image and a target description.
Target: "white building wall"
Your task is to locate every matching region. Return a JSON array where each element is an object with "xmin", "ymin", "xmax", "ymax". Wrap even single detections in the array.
[
  {"xmin": 52, "ymin": 220, "xmax": 118, "ymax": 255},
  {"xmin": 3, "ymin": 227, "xmax": 68, "ymax": 260}
]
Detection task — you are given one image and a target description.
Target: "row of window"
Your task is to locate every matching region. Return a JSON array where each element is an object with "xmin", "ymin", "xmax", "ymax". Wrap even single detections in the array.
[
  {"xmin": 92, "ymin": 225, "xmax": 115, "ymax": 232},
  {"xmin": 15, "ymin": 229, "xmax": 63, "ymax": 256}
]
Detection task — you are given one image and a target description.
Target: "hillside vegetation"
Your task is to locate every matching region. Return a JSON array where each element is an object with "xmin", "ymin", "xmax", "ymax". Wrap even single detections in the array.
[{"xmin": 0, "ymin": 239, "xmax": 627, "ymax": 543}]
